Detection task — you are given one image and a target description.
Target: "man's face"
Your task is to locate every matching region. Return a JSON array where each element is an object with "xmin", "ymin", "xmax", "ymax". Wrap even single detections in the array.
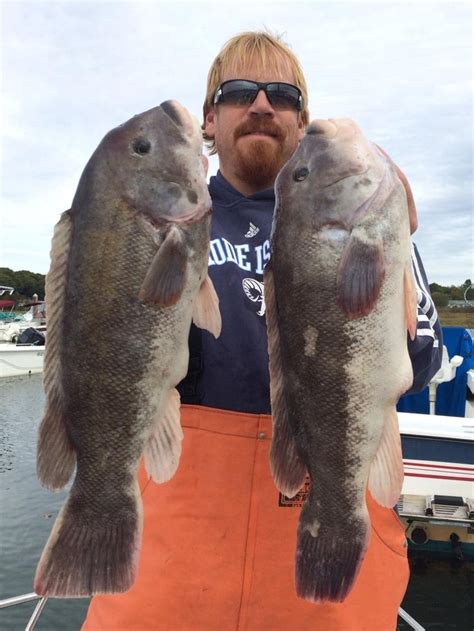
[{"xmin": 204, "ymin": 68, "xmax": 305, "ymax": 194}]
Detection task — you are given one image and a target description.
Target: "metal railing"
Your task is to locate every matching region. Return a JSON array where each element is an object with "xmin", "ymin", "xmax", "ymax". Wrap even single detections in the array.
[{"xmin": 0, "ymin": 593, "xmax": 48, "ymax": 631}]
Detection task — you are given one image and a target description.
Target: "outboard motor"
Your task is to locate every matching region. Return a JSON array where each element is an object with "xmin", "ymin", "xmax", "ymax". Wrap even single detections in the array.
[{"xmin": 17, "ymin": 327, "xmax": 45, "ymax": 346}]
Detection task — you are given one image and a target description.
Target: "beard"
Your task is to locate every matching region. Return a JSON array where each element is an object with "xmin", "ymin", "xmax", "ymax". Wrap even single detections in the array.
[{"xmin": 232, "ymin": 120, "xmax": 292, "ymax": 191}]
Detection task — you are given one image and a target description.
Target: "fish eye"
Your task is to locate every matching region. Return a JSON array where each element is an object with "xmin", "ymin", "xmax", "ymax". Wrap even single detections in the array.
[
  {"xmin": 293, "ymin": 166, "xmax": 309, "ymax": 181},
  {"xmin": 133, "ymin": 138, "xmax": 151, "ymax": 155}
]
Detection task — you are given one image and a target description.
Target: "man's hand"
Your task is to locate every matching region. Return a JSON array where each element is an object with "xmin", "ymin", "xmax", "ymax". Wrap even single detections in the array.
[{"xmin": 376, "ymin": 144, "xmax": 418, "ymax": 234}]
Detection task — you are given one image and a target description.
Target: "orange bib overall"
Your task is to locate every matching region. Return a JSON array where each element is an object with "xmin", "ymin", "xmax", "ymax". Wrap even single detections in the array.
[{"xmin": 82, "ymin": 405, "xmax": 409, "ymax": 631}]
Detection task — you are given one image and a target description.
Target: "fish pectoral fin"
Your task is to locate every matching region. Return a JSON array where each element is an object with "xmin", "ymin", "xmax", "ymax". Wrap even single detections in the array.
[
  {"xmin": 144, "ymin": 388, "xmax": 183, "ymax": 483},
  {"xmin": 404, "ymin": 262, "xmax": 417, "ymax": 341},
  {"xmin": 336, "ymin": 235, "xmax": 385, "ymax": 318},
  {"xmin": 38, "ymin": 209, "xmax": 76, "ymax": 490},
  {"xmin": 192, "ymin": 274, "xmax": 222, "ymax": 338},
  {"xmin": 139, "ymin": 225, "xmax": 188, "ymax": 306},
  {"xmin": 264, "ymin": 263, "xmax": 307, "ymax": 497},
  {"xmin": 368, "ymin": 407, "xmax": 404, "ymax": 507}
]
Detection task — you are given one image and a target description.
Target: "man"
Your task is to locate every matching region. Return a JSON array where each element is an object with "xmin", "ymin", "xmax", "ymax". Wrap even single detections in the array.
[{"xmin": 83, "ymin": 31, "xmax": 442, "ymax": 630}]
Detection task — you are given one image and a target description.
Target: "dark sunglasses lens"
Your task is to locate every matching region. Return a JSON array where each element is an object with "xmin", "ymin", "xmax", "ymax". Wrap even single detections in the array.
[
  {"xmin": 217, "ymin": 81, "xmax": 301, "ymax": 110},
  {"xmin": 266, "ymin": 84, "xmax": 301, "ymax": 109},
  {"xmin": 221, "ymin": 81, "xmax": 258, "ymax": 105}
]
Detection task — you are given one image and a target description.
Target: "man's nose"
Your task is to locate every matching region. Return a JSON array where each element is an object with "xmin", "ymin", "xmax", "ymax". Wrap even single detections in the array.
[{"xmin": 248, "ymin": 89, "xmax": 274, "ymax": 115}]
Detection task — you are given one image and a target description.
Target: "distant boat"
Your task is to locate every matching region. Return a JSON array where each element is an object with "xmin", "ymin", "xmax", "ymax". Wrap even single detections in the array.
[
  {"xmin": 0, "ymin": 301, "xmax": 46, "ymax": 343},
  {"xmin": 0, "ymin": 328, "xmax": 45, "ymax": 378}
]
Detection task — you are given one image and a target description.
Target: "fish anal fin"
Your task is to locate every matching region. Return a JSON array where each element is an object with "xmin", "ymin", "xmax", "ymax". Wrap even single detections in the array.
[
  {"xmin": 368, "ymin": 407, "xmax": 404, "ymax": 507},
  {"xmin": 337, "ymin": 235, "xmax": 385, "ymax": 318},
  {"xmin": 144, "ymin": 388, "xmax": 183, "ymax": 483},
  {"xmin": 38, "ymin": 210, "xmax": 76, "ymax": 489},
  {"xmin": 192, "ymin": 275, "xmax": 222, "ymax": 338},
  {"xmin": 264, "ymin": 263, "xmax": 307, "ymax": 497},
  {"xmin": 139, "ymin": 226, "xmax": 187, "ymax": 306},
  {"xmin": 404, "ymin": 263, "xmax": 417, "ymax": 341},
  {"xmin": 37, "ymin": 390, "xmax": 76, "ymax": 490}
]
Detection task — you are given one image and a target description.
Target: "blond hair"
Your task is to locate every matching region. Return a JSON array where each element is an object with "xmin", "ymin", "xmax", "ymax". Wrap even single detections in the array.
[{"xmin": 203, "ymin": 31, "xmax": 310, "ymax": 154}]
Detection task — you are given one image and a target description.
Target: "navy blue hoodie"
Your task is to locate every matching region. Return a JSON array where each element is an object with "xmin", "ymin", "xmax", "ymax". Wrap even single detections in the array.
[{"xmin": 178, "ymin": 171, "xmax": 442, "ymax": 414}]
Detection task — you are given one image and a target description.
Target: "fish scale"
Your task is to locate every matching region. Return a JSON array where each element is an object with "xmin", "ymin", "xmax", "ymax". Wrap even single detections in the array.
[
  {"xmin": 265, "ymin": 118, "xmax": 416, "ymax": 603},
  {"xmin": 34, "ymin": 101, "xmax": 221, "ymax": 597}
]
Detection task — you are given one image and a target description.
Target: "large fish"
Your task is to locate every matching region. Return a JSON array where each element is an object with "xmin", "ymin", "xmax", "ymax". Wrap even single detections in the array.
[
  {"xmin": 34, "ymin": 101, "xmax": 221, "ymax": 597},
  {"xmin": 264, "ymin": 118, "xmax": 417, "ymax": 603}
]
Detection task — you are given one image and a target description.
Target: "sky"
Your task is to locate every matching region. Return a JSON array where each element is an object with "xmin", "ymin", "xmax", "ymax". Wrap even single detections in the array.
[{"xmin": 1, "ymin": 0, "xmax": 472, "ymax": 286}]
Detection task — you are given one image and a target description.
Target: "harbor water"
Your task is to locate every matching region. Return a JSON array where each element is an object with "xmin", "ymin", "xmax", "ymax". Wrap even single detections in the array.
[{"xmin": 1, "ymin": 374, "xmax": 473, "ymax": 630}]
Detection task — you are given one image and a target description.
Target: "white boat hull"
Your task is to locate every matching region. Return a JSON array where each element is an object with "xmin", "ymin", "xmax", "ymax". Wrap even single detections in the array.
[
  {"xmin": 0, "ymin": 344, "xmax": 45, "ymax": 377},
  {"xmin": 398, "ymin": 412, "xmax": 474, "ymax": 558}
]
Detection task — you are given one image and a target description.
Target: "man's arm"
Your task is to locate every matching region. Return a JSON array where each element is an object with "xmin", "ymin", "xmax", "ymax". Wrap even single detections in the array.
[{"xmin": 405, "ymin": 242, "xmax": 443, "ymax": 394}]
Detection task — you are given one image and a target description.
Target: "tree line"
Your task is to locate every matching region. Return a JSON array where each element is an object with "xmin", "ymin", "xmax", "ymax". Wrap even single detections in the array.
[
  {"xmin": 429, "ymin": 279, "xmax": 472, "ymax": 308},
  {"xmin": 0, "ymin": 267, "xmax": 471, "ymax": 309},
  {"xmin": 0, "ymin": 268, "xmax": 46, "ymax": 303}
]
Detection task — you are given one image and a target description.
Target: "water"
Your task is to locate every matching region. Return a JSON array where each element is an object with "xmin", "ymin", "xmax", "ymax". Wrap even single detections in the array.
[
  {"xmin": 0, "ymin": 375, "xmax": 472, "ymax": 630},
  {"xmin": 0, "ymin": 375, "xmax": 89, "ymax": 630}
]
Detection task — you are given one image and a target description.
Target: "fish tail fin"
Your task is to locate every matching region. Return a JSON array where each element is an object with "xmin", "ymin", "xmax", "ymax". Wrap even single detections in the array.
[
  {"xmin": 34, "ymin": 482, "xmax": 143, "ymax": 597},
  {"xmin": 296, "ymin": 503, "xmax": 370, "ymax": 603}
]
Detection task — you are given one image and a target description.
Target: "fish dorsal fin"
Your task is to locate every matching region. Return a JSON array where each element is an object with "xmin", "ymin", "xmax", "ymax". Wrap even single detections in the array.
[
  {"xmin": 144, "ymin": 388, "xmax": 183, "ymax": 483},
  {"xmin": 139, "ymin": 225, "xmax": 188, "ymax": 306},
  {"xmin": 192, "ymin": 274, "xmax": 222, "ymax": 338},
  {"xmin": 336, "ymin": 234, "xmax": 385, "ymax": 318},
  {"xmin": 264, "ymin": 263, "xmax": 307, "ymax": 498},
  {"xmin": 368, "ymin": 407, "xmax": 404, "ymax": 507},
  {"xmin": 37, "ymin": 210, "xmax": 76, "ymax": 490},
  {"xmin": 404, "ymin": 262, "xmax": 417, "ymax": 341}
]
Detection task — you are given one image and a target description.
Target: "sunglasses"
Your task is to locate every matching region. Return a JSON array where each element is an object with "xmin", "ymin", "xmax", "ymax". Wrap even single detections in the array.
[{"xmin": 213, "ymin": 80, "xmax": 303, "ymax": 112}]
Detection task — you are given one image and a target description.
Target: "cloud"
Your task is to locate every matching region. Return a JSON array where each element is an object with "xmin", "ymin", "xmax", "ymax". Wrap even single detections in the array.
[{"xmin": 1, "ymin": 1, "xmax": 472, "ymax": 285}]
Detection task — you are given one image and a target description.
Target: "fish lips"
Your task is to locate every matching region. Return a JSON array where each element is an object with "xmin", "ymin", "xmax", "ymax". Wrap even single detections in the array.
[{"xmin": 158, "ymin": 200, "xmax": 212, "ymax": 225}]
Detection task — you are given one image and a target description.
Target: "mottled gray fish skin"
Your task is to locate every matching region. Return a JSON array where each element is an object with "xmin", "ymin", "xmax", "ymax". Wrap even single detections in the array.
[
  {"xmin": 34, "ymin": 101, "xmax": 220, "ymax": 597},
  {"xmin": 265, "ymin": 118, "xmax": 414, "ymax": 603}
]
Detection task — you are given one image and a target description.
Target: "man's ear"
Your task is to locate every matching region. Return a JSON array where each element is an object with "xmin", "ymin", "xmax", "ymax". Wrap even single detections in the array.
[{"xmin": 204, "ymin": 107, "xmax": 216, "ymax": 138}]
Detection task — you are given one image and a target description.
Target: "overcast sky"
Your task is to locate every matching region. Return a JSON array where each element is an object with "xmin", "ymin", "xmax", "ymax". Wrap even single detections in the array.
[{"xmin": 1, "ymin": 0, "xmax": 472, "ymax": 286}]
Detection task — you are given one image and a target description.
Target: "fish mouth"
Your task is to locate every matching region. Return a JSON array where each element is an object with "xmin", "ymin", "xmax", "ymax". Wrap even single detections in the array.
[
  {"xmin": 160, "ymin": 100, "xmax": 192, "ymax": 129},
  {"xmin": 160, "ymin": 100, "xmax": 201, "ymax": 142},
  {"xmin": 159, "ymin": 200, "xmax": 212, "ymax": 225},
  {"xmin": 306, "ymin": 119, "xmax": 338, "ymax": 138}
]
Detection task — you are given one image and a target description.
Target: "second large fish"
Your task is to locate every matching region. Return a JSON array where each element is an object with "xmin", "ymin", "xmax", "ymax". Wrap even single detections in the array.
[
  {"xmin": 264, "ymin": 118, "xmax": 417, "ymax": 603},
  {"xmin": 34, "ymin": 101, "xmax": 221, "ymax": 597}
]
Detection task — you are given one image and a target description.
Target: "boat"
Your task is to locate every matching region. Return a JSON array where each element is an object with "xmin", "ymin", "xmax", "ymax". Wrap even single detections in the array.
[
  {"xmin": 0, "ymin": 301, "xmax": 47, "ymax": 343},
  {"xmin": 0, "ymin": 292, "xmax": 47, "ymax": 377},
  {"xmin": 398, "ymin": 412, "xmax": 473, "ymax": 560},
  {"xmin": 397, "ymin": 326, "xmax": 474, "ymax": 560},
  {"xmin": 0, "ymin": 286, "xmax": 18, "ymax": 323},
  {"xmin": 0, "ymin": 327, "xmax": 45, "ymax": 378}
]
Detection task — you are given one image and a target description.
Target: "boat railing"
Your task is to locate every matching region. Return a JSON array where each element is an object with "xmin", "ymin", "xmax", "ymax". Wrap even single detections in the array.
[
  {"xmin": 0, "ymin": 593, "xmax": 48, "ymax": 630},
  {"xmin": 0, "ymin": 592, "xmax": 426, "ymax": 630}
]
